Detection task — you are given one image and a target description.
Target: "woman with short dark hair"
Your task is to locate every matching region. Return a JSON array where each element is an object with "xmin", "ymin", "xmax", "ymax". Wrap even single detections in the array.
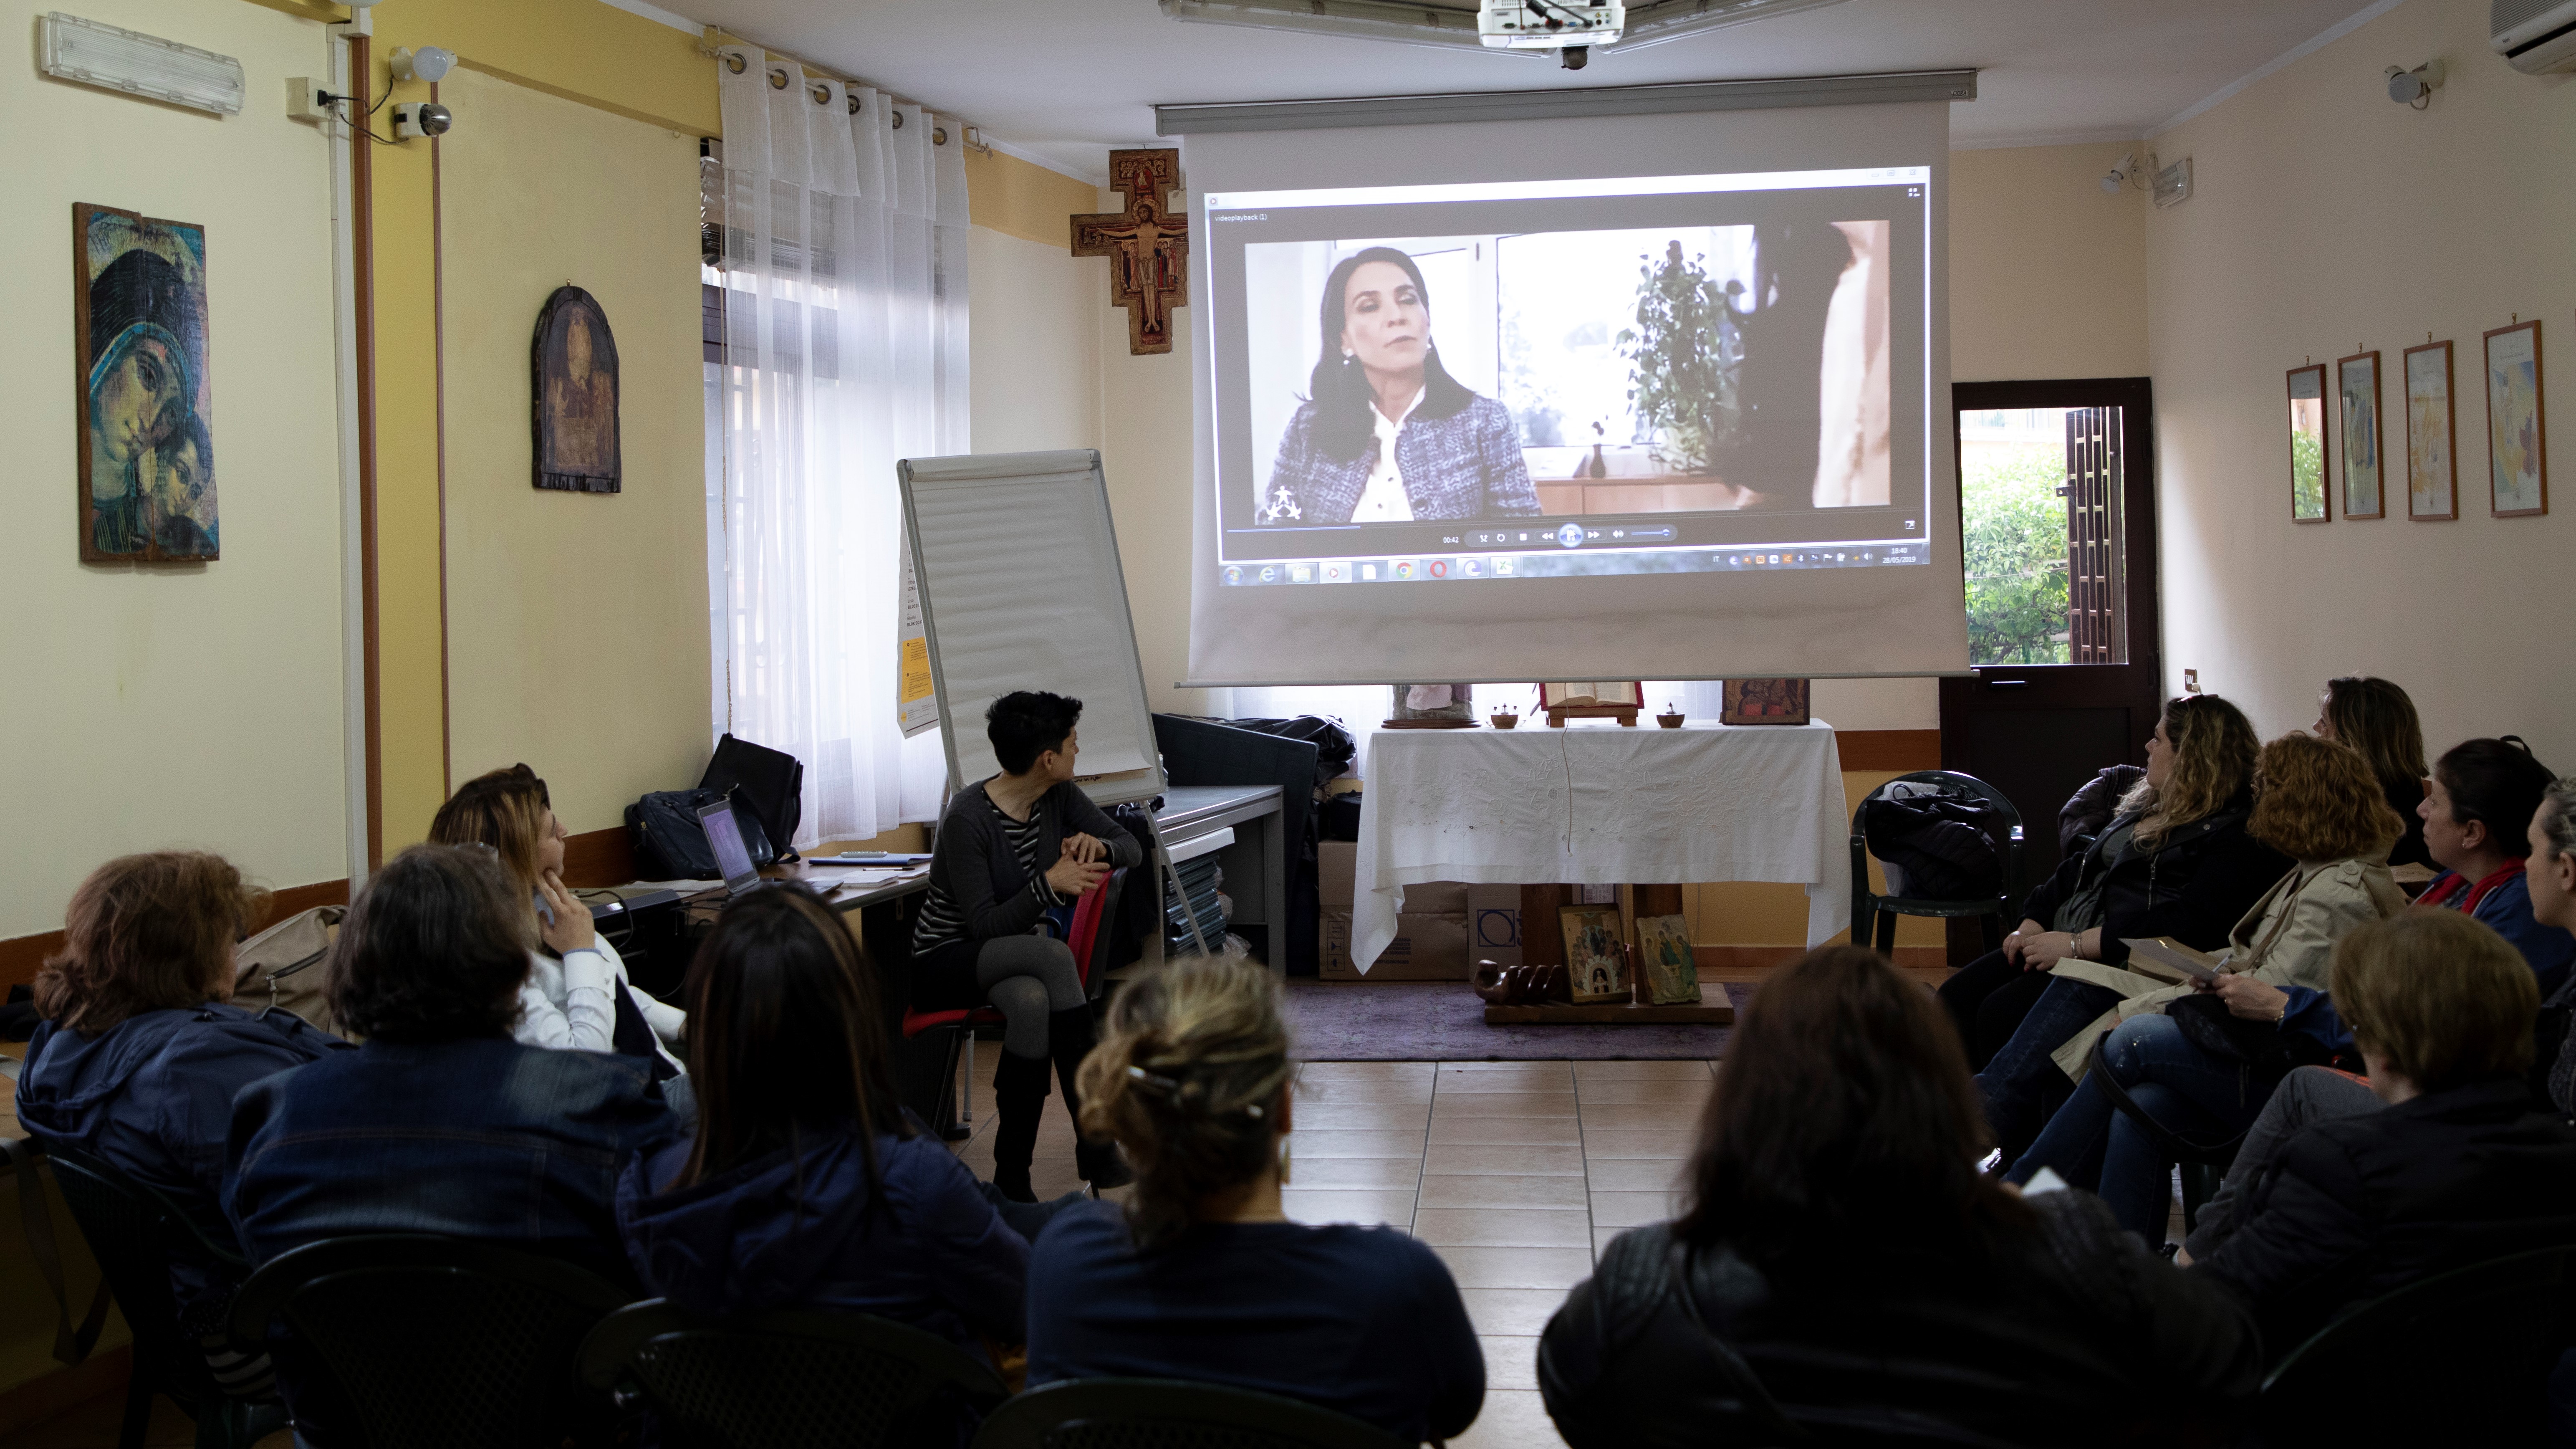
[
  {"xmin": 2416, "ymin": 738, "xmax": 2575, "ymax": 991},
  {"xmin": 1538, "ymin": 946, "xmax": 2258, "ymax": 1446}
]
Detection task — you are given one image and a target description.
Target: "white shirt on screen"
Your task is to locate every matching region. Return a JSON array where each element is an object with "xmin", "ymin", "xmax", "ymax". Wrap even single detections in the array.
[{"xmin": 1351, "ymin": 388, "xmax": 1424, "ymax": 523}]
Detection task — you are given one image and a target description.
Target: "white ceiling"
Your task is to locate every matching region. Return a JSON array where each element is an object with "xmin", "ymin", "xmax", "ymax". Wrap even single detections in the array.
[{"xmin": 675, "ymin": 0, "xmax": 2395, "ymax": 180}]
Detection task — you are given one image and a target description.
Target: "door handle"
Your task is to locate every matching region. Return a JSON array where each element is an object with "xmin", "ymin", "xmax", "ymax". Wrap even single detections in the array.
[{"xmin": 1986, "ymin": 680, "xmax": 2028, "ymax": 690}]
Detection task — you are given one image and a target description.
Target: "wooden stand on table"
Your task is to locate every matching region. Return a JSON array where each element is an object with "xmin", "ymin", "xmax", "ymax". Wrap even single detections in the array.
[{"xmin": 1487, "ymin": 885, "xmax": 1733, "ymax": 1025}]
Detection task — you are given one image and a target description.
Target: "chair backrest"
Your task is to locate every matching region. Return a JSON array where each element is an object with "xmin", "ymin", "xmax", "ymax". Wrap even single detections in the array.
[
  {"xmin": 1070, "ymin": 867, "xmax": 1129, "ymax": 993},
  {"xmin": 45, "ymin": 1148, "xmax": 241, "ymax": 1410},
  {"xmin": 577, "ymin": 1300, "xmax": 1007, "ymax": 1449},
  {"xmin": 968, "ymin": 1378, "xmax": 1414, "ymax": 1449},
  {"xmin": 1851, "ymin": 770, "xmax": 2025, "ymax": 901},
  {"xmin": 2260, "ymin": 1243, "xmax": 2576, "ymax": 1444},
  {"xmin": 231, "ymin": 1234, "xmax": 637, "ymax": 1449}
]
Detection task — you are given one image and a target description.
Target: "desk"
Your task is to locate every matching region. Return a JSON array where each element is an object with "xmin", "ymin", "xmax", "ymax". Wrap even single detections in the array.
[
  {"xmin": 1351, "ymin": 721, "xmax": 1850, "ymax": 972},
  {"xmin": 1147, "ymin": 785, "xmax": 1287, "ymax": 976}
]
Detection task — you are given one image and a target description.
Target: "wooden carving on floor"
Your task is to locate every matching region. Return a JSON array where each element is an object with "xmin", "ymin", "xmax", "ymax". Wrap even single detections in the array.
[{"xmin": 1072, "ymin": 148, "xmax": 1188, "ymax": 356}]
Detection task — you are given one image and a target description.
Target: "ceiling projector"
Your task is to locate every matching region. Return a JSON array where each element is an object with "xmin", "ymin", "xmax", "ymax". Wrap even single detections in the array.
[{"xmin": 1478, "ymin": 0, "xmax": 1624, "ymax": 67}]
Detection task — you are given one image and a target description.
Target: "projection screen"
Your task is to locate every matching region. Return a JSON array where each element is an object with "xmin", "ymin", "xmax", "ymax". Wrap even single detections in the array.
[{"xmin": 1175, "ymin": 91, "xmax": 1968, "ymax": 686}]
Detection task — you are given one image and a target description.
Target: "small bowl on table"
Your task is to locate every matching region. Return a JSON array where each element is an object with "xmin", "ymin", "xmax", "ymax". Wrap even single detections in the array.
[
  {"xmin": 1656, "ymin": 711, "xmax": 1685, "ymax": 729},
  {"xmin": 1489, "ymin": 711, "xmax": 1520, "ymax": 730}
]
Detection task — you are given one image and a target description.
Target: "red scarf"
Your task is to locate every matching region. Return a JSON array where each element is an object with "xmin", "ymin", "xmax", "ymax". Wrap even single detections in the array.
[{"xmin": 2419, "ymin": 860, "xmax": 2527, "ymax": 915}]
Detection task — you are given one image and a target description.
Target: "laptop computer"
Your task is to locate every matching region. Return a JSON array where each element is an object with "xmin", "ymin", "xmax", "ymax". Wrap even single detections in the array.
[{"xmin": 696, "ymin": 797, "xmax": 766, "ymax": 898}]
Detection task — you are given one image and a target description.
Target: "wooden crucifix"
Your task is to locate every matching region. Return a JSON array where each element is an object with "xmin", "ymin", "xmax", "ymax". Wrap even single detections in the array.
[{"xmin": 1071, "ymin": 148, "xmax": 1189, "ymax": 356}]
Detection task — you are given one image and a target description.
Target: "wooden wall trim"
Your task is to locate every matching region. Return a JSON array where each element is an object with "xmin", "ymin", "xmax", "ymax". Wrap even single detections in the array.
[
  {"xmin": 1836, "ymin": 729, "xmax": 1942, "ymax": 772},
  {"xmin": 354, "ymin": 33, "xmax": 383, "ymax": 870},
  {"xmin": 431, "ymin": 89, "xmax": 451, "ymax": 802},
  {"xmin": 1, "ymin": 881, "xmax": 353, "ymax": 992}
]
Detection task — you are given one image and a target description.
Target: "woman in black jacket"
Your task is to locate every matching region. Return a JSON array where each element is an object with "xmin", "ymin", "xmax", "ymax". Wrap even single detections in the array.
[{"xmin": 1538, "ymin": 946, "xmax": 2259, "ymax": 1448}]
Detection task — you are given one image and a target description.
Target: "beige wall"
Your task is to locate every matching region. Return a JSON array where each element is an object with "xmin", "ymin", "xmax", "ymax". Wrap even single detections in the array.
[
  {"xmin": 969, "ymin": 226, "xmax": 1103, "ymax": 455},
  {"xmin": 437, "ymin": 68, "xmax": 710, "ymax": 833},
  {"xmin": 1951, "ymin": 143, "xmax": 2152, "ymax": 382},
  {"xmin": 2148, "ymin": 0, "xmax": 2576, "ymax": 762},
  {"xmin": 0, "ymin": 0, "xmax": 346, "ymax": 939}
]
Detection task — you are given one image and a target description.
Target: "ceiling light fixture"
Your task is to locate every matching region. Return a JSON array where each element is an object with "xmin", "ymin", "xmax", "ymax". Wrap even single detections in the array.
[
  {"xmin": 1162, "ymin": 0, "xmax": 1849, "ymax": 63},
  {"xmin": 36, "ymin": 12, "xmax": 245, "ymax": 115},
  {"xmin": 2386, "ymin": 58, "xmax": 2445, "ymax": 107}
]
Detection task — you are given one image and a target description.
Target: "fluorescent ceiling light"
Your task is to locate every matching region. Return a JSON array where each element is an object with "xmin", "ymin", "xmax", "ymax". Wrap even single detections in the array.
[
  {"xmin": 1160, "ymin": 0, "xmax": 1850, "ymax": 56},
  {"xmin": 38, "ymin": 12, "xmax": 246, "ymax": 116}
]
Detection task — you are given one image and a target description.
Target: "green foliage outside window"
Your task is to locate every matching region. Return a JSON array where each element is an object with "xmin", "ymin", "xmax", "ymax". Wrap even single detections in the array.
[
  {"xmin": 1963, "ymin": 445, "xmax": 2072, "ymax": 665},
  {"xmin": 2290, "ymin": 427, "xmax": 2326, "ymax": 518}
]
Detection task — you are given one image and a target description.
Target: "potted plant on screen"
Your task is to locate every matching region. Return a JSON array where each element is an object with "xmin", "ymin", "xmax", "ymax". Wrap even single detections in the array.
[{"xmin": 1616, "ymin": 240, "xmax": 1746, "ymax": 476}]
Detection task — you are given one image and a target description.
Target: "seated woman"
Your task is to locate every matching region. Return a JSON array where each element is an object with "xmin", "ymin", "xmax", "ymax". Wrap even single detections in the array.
[
  {"xmin": 2416, "ymin": 737, "xmax": 2575, "ymax": 992},
  {"xmin": 2005, "ymin": 733, "xmax": 2410, "ymax": 1237},
  {"xmin": 428, "ymin": 764, "xmax": 688, "ymax": 1089},
  {"xmin": 619, "ymin": 888, "xmax": 1033, "ymax": 1439},
  {"xmin": 1943, "ymin": 696, "xmax": 2288, "ymax": 1162},
  {"xmin": 1538, "ymin": 946, "xmax": 2259, "ymax": 1448},
  {"xmin": 1026, "ymin": 956, "xmax": 1484, "ymax": 1444},
  {"xmin": 2528, "ymin": 776, "xmax": 2576, "ymax": 1117},
  {"xmin": 1256, "ymin": 247, "xmax": 1540, "ymax": 526},
  {"xmin": 914, "ymin": 691, "xmax": 1142, "ymax": 1199},
  {"xmin": 2197, "ymin": 911, "xmax": 2576, "ymax": 1349},
  {"xmin": 2313, "ymin": 675, "xmax": 2433, "ymax": 870},
  {"xmin": 16, "ymin": 852, "xmax": 346, "ymax": 1391}
]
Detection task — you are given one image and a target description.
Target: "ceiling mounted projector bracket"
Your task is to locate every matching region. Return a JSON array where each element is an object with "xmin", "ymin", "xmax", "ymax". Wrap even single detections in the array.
[{"xmin": 1161, "ymin": 0, "xmax": 1850, "ymax": 60}]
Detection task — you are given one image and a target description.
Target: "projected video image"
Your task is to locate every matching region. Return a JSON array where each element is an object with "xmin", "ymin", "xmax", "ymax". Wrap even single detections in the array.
[{"xmin": 1243, "ymin": 221, "xmax": 1890, "ymax": 529}]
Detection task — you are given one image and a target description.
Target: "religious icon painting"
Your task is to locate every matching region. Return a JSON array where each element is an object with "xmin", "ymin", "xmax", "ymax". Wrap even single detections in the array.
[
  {"xmin": 1720, "ymin": 678, "xmax": 1810, "ymax": 725},
  {"xmin": 1634, "ymin": 913, "xmax": 1702, "ymax": 1005},
  {"xmin": 76, "ymin": 203, "xmax": 217, "ymax": 562},
  {"xmin": 1559, "ymin": 904, "xmax": 1629, "ymax": 1004},
  {"xmin": 1071, "ymin": 148, "xmax": 1188, "ymax": 356},
  {"xmin": 533, "ymin": 285, "xmax": 621, "ymax": 493}
]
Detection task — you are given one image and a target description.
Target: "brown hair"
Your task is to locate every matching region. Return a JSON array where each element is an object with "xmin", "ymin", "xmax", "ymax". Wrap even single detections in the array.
[
  {"xmin": 2321, "ymin": 676, "xmax": 2428, "ymax": 795},
  {"xmin": 1675, "ymin": 946, "xmax": 2025, "ymax": 1255},
  {"xmin": 1078, "ymin": 955, "xmax": 1295, "ymax": 1250},
  {"xmin": 2122, "ymin": 694, "xmax": 2261, "ymax": 848},
  {"xmin": 672, "ymin": 888, "xmax": 910, "ymax": 1196},
  {"xmin": 2248, "ymin": 733, "xmax": 2408, "ymax": 862},
  {"xmin": 33, "ymin": 852, "xmax": 269, "ymax": 1036},
  {"xmin": 326, "ymin": 845, "xmax": 532, "ymax": 1043},
  {"xmin": 2331, "ymin": 912, "xmax": 2537, "ymax": 1094},
  {"xmin": 2540, "ymin": 776, "xmax": 2576, "ymax": 864},
  {"xmin": 427, "ymin": 764, "xmax": 553, "ymax": 900}
]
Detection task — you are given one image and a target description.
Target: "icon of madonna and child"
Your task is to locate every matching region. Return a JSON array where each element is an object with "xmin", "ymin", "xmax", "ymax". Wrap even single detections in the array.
[{"xmin": 78, "ymin": 205, "xmax": 219, "ymax": 562}]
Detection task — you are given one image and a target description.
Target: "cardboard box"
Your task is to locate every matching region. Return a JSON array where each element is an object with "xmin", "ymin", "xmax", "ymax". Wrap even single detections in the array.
[
  {"xmin": 1321, "ymin": 907, "xmax": 1471, "ymax": 981},
  {"xmin": 1467, "ymin": 883, "xmax": 1523, "ymax": 966},
  {"xmin": 1401, "ymin": 880, "xmax": 1469, "ymax": 915},
  {"xmin": 1319, "ymin": 840, "xmax": 1356, "ymax": 908}
]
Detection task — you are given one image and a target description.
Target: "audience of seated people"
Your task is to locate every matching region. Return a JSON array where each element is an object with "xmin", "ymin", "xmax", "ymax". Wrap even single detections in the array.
[
  {"xmin": 1538, "ymin": 945, "xmax": 2260, "ymax": 1446},
  {"xmin": 2004, "ymin": 732, "xmax": 2409, "ymax": 1235},
  {"xmin": 15, "ymin": 852, "xmax": 348, "ymax": 1396},
  {"xmin": 2313, "ymin": 675, "xmax": 2435, "ymax": 870},
  {"xmin": 1947, "ymin": 694, "xmax": 2291, "ymax": 1163},
  {"xmin": 428, "ymin": 764, "xmax": 692, "ymax": 1103},
  {"xmin": 1025, "ymin": 954, "xmax": 1485, "ymax": 1445},
  {"xmin": 2415, "ymin": 737, "xmax": 2575, "ymax": 992}
]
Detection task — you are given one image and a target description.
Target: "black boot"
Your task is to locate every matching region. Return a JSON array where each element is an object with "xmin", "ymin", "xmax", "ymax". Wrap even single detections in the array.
[
  {"xmin": 990, "ymin": 1049, "xmax": 1053, "ymax": 1204},
  {"xmin": 1049, "ymin": 1005, "xmax": 1135, "ymax": 1191}
]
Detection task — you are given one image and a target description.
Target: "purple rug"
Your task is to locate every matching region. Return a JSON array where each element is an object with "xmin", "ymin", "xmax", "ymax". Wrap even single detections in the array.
[{"xmin": 1284, "ymin": 980, "xmax": 1749, "ymax": 1061}]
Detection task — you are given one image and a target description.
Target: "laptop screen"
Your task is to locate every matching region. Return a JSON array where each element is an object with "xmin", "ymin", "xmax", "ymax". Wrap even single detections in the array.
[{"xmin": 698, "ymin": 799, "xmax": 760, "ymax": 890}]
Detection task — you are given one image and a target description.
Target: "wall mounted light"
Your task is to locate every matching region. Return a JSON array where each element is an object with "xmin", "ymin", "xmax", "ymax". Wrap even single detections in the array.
[
  {"xmin": 2387, "ymin": 58, "xmax": 2445, "ymax": 107},
  {"xmin": 37, "ymin": 12, "xmax": 245, "ymax": 115},
  {"xmin": 389, "ymin": 46, "xmax": 457, "ymax": 83},
  {"xmin": 2100, "ymin": 152, "xmax": 2145, "ymax": 194}
]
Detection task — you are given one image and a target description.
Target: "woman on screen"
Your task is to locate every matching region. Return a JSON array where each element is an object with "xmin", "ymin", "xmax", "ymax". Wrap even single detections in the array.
[{"xmin": 1258, "ymin": 247, "xmax": 1541, "ymax": 526}]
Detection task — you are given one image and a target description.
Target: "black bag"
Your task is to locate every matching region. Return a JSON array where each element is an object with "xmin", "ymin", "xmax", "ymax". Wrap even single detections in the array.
[
  {"xmin": 1217, "ymin": 714, "xmax": 1359, "ymax": 790},
  {"xmin": 1861, "ymin": 794, "xmax": 2005, "ymax": 900},
  {"xmin": 625, "ymin": 787, "xmax": 776, "ymax": 881},
  {"xmin": 699, "ymin": 734, "xmax": 804, "ymax": 864},
  {"xmin": 2168, "ymin": 992, "xmax": 2340, "ymax": 1080},
  {"xmin": 1319, "ymin": 792, "xmax": 1363, "ymax": 843}
]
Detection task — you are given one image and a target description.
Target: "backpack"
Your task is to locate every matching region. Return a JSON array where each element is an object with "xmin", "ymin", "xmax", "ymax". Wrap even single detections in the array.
[
  {"xmin": 699, "ymin": 734, "xmax": 803, "ymax": 863},
  {"xmin": 625, "ymin": 787, "xmax": 777, "ymax": 881},
  {"xmin": 233, "ymin": 905, "xmax": 353, "ymax": 1040},
  {"xmin": 1861, "ymin": 792, "xmax": 2007, "ymax": 900}
]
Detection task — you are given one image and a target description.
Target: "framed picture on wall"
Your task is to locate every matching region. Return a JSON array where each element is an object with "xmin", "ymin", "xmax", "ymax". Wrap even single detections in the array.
[
  {"xmin": 2404, "ymin": 340, "xmax": 2457, "ymax": 521},
  {"xmin": 2287, "ymin": 364, "xmax": 2331, "ymax": 523},
  {"xmin": 2336, "ymin": 350, "xmax": 2383, "ymax": 519},
  {"xmin": 2483, "ymin": 320, "xmax": 2548, "ymax": 517},
  {"xmin": 75, "ymin": 202, "xmax": 218, "ymax": 561}
]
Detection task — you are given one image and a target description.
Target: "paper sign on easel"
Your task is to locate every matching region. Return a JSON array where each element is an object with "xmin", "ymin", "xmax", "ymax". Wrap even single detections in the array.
[{"xmin": 897, "ymin": 537, "xmax": 939, "ymax": 738}]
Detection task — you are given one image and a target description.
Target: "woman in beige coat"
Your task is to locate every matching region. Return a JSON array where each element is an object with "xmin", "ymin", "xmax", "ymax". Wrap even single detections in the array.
[{"xmin": 2003, "ymin": 734, "xmax": 2409, "ymax": 1236}]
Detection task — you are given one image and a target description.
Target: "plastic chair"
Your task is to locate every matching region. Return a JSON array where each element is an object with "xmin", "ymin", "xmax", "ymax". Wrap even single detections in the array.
[
  {"xmin": 2080, "ymin": 1037, "xmax": 2245, "ymax": 1234},
  {"xmin": 967, "ymin": 1377, "xmax": 1414, "ymax": 1449},
  {"xmin": 1850, "ymin": 771, "xmax": 2025, "ymax": 956},
  {"xmin": 902, "ymin": 867, "xmax": 1126, "ymax": 1134},
  {"xmin": 2260, "ymin": 1244, "xmax": 2576, "ymax": 1446},
  {"xmin": 229, "ymin": 1234, "xmax": 636, "ymax": 1449},
  {"xmin": 44, "ymin": 1148, "xmax": 280, "ymax": 1449},
  {"xmin": 575, "ymin": 1299, "xmax": 1007, "ymax": 1449}
]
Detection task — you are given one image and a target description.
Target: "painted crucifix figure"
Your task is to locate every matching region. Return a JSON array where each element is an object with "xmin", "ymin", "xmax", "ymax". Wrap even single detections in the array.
[{"xmin": 1072, "ymin": 148, "xmax": 1189, "ymax": 356}]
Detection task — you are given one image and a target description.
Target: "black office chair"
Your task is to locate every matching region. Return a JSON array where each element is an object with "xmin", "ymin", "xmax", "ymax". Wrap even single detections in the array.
[
  {"xmin": 1850, "ymin": 771, "xmax": 2025, "ymax": 956},
  {"xmin": 230, "ymin": 1234, "xmax": 636, "ymax": 1449},
  {"xmin": 44, "ymin": 1148, "xmax": 280, "ymax": 1449},
  {"xmin": 2083, "ymin": 1036, "xmax": 2245, "ymax": 1234},
  {"xmin": 576, "ymin": 1300, "xmax": 1008, "ymax": 1449},
  {"xmin": 2260, "ymin": 1244, "xmax": 2576, "ymax": 1446},
  {"xmin": 968, "ymin": 1378, "xmax": 1414, "ymax": 1449}
]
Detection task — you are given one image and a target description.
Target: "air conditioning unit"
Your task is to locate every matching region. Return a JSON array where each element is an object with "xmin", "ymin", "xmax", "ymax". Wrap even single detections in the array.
[{"xmin": 2493, "ymin": 0, "xmax": 2576, "ymax": 73}]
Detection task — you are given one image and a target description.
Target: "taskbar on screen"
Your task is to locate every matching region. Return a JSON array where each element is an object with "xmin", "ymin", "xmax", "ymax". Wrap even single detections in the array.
[{"xmin": 1218, "ymin": 540, "xmax": 1929, "ymax": 586}]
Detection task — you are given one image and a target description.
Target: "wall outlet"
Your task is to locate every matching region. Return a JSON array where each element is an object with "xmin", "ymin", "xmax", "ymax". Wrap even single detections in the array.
[
  {"xmin": 2183, "ymin": 668, "xmax": 2201, "ymax": 693},
  {"xmin": 285, "ymin": 76, "xmax": 328, "ymax": 123}
]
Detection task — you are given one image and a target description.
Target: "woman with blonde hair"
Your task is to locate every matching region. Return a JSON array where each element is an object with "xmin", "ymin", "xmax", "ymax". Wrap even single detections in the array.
[
  {"xmin": 2004, "ymin": 733, "xmax": 2411, "ymax": 1235},
  {"xmin": 429, "ymin": 764, "xmax": 687, "ymax": 1082},
  {"xmin": 1024, "ymin": 956, "xmax": 1483, "ymax": 1444}
]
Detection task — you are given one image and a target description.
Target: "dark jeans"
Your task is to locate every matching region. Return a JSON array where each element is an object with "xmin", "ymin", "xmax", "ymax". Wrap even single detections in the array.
[
  {"xmin": 1938, "ymin": 948, "xmax": 2061, "ymax": 1072},
  {"xmin": 2006, "ymin": 1012, "xmax": 2275, "ymax": 1238},
  {"xmin": 1972, "ymin": 975, "xmax": 2121, "ymax": 1168}
]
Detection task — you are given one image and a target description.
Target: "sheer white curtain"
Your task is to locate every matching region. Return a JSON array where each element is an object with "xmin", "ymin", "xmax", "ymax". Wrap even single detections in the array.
[{"xmin": 711, "ymin": 51, "xmax": 969, "ymax": 844}]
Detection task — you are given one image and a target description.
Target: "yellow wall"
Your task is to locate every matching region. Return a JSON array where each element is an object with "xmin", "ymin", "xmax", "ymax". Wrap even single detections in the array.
[
  {"xmin": 1950, "ymin": 143, "xmax": 2152, "ymax": 382},
  {"xmin": 0, "ymin": 0, "xmax": 347, "ymax": 938},
  {"xmin": 2148, "ymin": 0, "xmax": 2576, "ymax": 764},
  {"xmin": 436, "ymin": 68, "xmax": 711, "ymax": 833}
]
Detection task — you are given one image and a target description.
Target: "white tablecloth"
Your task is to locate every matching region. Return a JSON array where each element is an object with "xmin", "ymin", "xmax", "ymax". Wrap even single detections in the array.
[{"xmin": 1349, "ymin": 720, "xmax": 1850, "ymax": 972}]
